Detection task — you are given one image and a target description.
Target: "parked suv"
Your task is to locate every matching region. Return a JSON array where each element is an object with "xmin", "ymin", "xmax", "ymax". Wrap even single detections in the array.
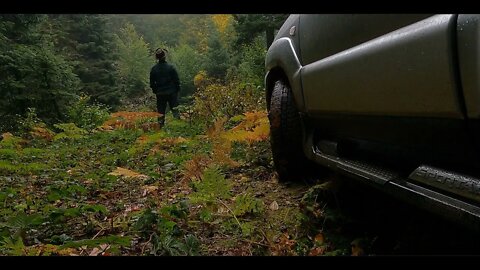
[{"xmin": 265, "ymin": 14, "xmax": 480, "ymax": 230}]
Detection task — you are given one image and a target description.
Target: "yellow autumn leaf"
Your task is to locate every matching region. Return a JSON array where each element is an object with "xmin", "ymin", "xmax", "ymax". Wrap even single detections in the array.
[
  {"xmin": 108, "ymin": 167, "xmax": 149, "ymax": 180},
  {"xmin": 222, "ymin": 130, "xmax": 249, "ymax": 142},
  {"xmin": 161, "ymin": 137, "xmax": 189, "ymax": 145},
  {"xmin": 174, "ymin": 137, "xmax": 188, "ymax": 144},
  {"xmin": 142, "ymin": 185, "xmax": 159, "ymax": 196},
  {"xmin": 246, "ymin": 123, "xmax": 270, "ymax": 142},
  {"xmin": 221, "ymin": 111, "xmax": 270, "ymax": 143},
  {"xmin": 211, "ymin": 14, "xmax": 232, "ymax": 33}
]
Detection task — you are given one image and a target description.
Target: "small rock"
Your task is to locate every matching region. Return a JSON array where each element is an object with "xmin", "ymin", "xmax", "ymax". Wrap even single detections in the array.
[
  {"xmin": 162, "ymin": 163, "xmax": 175, "ymax": 170},
  {"xmin": 269, "ymin": 201, "xmax": 279, "ymax": 211}
]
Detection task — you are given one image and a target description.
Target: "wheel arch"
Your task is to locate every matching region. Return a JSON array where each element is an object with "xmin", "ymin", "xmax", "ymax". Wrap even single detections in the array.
[{"xmin": 265, "ymin": 37, "xmax": 306, "ymax": 113}]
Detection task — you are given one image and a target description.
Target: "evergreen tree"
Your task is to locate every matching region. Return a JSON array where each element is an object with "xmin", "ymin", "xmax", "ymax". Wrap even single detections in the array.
[
  {"xmin": 0, "ymin": 14, "xmax": 79, "ymax": 131},
  {"xmin": 204, "ymin": 31, "xmax": 230, "ymax": 80},
  {"xmin": 233, "ymin": 14, "xmax": 288, "ymax": 48},
  {"xmin": 170, "ymin": 44, "xmax": 204, "ymax": 98},
  {"xmin": 58, "ymin": 14, "xmax": 120, "ymax": 107},
  {"xmin": 237, "ymin": 35, "xmax": 267, "ymax": 87},
  {"xmin": 114, "ymin": 22, "xmax": 152, "ymax": 98}
]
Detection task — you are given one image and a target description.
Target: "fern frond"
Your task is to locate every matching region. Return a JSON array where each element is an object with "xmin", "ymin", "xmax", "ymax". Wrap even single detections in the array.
[
  {"xmin": 189, "ymin": 166, "xmax": 231, "ymax": 204},
  {"xmin": 181, "ymin": 154, "xmax": 212, "ymax": 183},
  {"xmin": 30, "ymin": 127, "xmax": 55, "ymax": 141},
  {"xmin": 222, "ymin": 110, "xmax": 270, "ymax": 143},
  {"xmin": 53, "ymin": 123, "xmax": 88, "ymax": 141},
  {"xmin": 100, "ymin": 111, "xmax": 161, "ymax": 131}
]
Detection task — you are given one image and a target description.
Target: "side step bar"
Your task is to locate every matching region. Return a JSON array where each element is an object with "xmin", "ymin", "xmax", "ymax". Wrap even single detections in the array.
[
  {"xmin": 409, "ymin": 165, "xmax": 480, "ymax": 203},
  {"xmin": 304, "ymin": 138, "xmax": 480, "ymax": 231}
]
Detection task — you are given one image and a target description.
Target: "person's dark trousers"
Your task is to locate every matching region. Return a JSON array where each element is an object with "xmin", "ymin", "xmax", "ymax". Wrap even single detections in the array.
[{"xmin": 156, "ymin": 92, "xmax": 180, "ymax": 126}]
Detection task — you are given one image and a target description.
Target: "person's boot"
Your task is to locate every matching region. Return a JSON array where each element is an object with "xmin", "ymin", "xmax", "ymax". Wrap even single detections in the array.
[
  {"xmin": 158, "ymin": 115, "xmax": 165, "ymax": 128},
  {"xmin": 172, "ymin": 109, "xmax": 180, "ymax": 120}
]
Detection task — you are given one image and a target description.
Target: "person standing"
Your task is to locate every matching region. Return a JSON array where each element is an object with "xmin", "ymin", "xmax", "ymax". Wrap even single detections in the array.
[{"xmin": 150, "ymin": 48, "xmax": 180, "ymax": 127}]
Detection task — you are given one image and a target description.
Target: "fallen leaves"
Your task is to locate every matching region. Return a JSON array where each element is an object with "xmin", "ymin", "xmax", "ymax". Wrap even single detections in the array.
[
  {"xmin": 307, "ymin": 233, "xmax": 328, "ymax": 256},
  {"xmin": 270, "ymin": 233, "xmax": 296, "ymax": 256},
  {"xmin": 309, "ymin": 246, "xmax": 326, "ymax": 256},
  {"xmin": 108, "ymin": 167, "xmax": 149, "ymax": 180},
  {"xmin": 142, "ymin": 185, "xmax": 159, "ymax": 196},
  {"xmin": 314, "ymin": 233, "xmax": 325, "ymax": 244},
  {"xmin": 124, "ymin": 204, "xmax": 143, "ymax": 214},
  {"xmin": 89, "ymin": 244, "xmax": 111, "ymax": 256},
  {"xmin": 162, "ymin": 137, "xmax": 188, "ymax": 145},
  {"xmin": 1, "ymin": 132, "xmax": 14, "ymax": 140},
  {"xmin": 1, "ymin": 109, "xmax": 349, "ymax": 256}
]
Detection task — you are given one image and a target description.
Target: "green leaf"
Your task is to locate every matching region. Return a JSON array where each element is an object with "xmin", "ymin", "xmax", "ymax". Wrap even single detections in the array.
[
  {"xmin": 157, "ymin": 218, "xmax": 178, "ymax": 236},
  {"xmin": 47, "ymin": 189, "xmax": 62, "ymax": 202},
  {"xmin": 63, "ymin": 208, "xmax": 82, "ymax": 217},
  {"xmin": 81, "ymin": 204, "xmax": 108, "ymax": 214},
  {"xmin": 53, "ymin": 123, "xmax": 88, "ymax": 141},
  {"xmin": 0, "ymin": 213, "xmax": 43, "ymax": 229},
  {"xmin": 184, "ymin": 234, "xmax": 200, "ymax": 256},
  {"xmin": 233, "ymin": 193, "xmax": 264, "ymax": 217},
  {"xmin": 1, "ymin": 236, "xmax": 25, "ymax": 255}
]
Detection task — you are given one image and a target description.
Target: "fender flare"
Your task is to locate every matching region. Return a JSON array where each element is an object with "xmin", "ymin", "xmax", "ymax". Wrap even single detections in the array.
[{"xmin": 265, "ymin": 37, "xmax": 305, "ymax": 112}]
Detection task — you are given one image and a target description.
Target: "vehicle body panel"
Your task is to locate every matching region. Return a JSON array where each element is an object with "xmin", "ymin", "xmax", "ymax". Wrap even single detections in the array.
[
  {"xmin": 299, "ymin": 14, "xmax": 433, "ymax": 65},
  {"xmin": 457, "ymin": 14, "xmax": 480, "ymax": 119},
  {"xmin": 301, "ymin": 15, "xmax": 463, "ymax": 118}
]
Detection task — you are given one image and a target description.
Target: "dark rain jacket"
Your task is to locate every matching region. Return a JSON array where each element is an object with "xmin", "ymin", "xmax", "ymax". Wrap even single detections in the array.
[{"xmin": 149, "ymin": 60, "xmax": 180, "ymax": 95}]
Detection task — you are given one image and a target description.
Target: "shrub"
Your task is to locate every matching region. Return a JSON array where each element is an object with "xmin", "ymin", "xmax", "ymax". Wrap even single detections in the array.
[
  {"xmin": 236, "ymin": 35, "xmax": 267, "ymax": 88},
  {"xmin": 191, "ymin": 74, "xmax": 265, "ymax": 125},
  {"xmin": 170, "ymin": 44, "xmax": 205, "ymax": 98},
  {"xmin": 67, "ymin": 96, "xmax": 110, "ymax": 131}
]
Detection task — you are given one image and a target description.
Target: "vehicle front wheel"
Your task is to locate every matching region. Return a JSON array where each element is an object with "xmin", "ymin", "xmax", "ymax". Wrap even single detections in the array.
[{"xmin": 268, "ymin": 79, "xmax": 315, "ymax": 182}]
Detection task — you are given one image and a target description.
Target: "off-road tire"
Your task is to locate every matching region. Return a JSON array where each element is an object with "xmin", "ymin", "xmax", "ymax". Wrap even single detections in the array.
[{"xmin": 269, "ymin": 79, "xmax": 314, "ymax": 182}]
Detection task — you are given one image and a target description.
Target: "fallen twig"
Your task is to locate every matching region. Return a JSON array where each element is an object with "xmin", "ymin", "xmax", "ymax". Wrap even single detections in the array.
[
  {"xmin": 239, "ymin": 238, "xmax": 271, "ymax": 247},
  {"xmin": 141, "ymin": 233, "xmax": 155, "ymax": 255},
  {"xmin": 216, "ymin": 199, "xmax": 242, "ymax": 229},
  {"xmin": 91, "ymin": 228, "xmax": 105, "ymax": 240}
]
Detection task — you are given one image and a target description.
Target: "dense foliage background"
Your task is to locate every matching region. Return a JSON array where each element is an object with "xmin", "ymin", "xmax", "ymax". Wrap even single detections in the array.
[
  {"xmin": 2, "ymin": 14, "xmax": 478, "ymax": 256},
  {"xmin": 0, "ymin": 14, "xmax": 288, "ymax": 132}
]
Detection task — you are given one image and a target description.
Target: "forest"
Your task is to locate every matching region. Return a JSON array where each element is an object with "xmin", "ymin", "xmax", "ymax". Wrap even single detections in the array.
[
  {"xmin": 1, "ymin": 14, "xmax": 478, "ymax": 256},
  {"xmin": 0, "ymin": 14, "xmax": 289, "ymax": 130}
]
